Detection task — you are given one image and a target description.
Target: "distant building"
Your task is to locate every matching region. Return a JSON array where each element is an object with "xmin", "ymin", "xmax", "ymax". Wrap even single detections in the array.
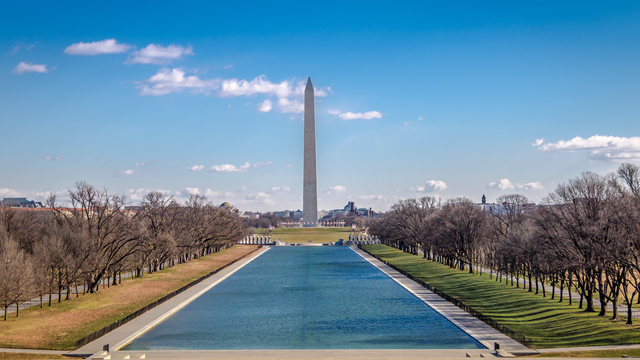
[
  {"xmin": 274, "ymin": 210, "xmax": 292, "ymax": 218},
  {"xmin": 0, "ymin": 198, "xmax": 44, "ymax": 208},
  {"xmin": 243, "ymin": 211, "xmax": 261, "ymax": 219},
  {"xmin": 292, "ymin": 210, "xmax": 303, "ymax": 219}
]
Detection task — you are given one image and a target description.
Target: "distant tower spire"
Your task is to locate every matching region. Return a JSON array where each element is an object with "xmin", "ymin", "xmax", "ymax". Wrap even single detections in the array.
[{"xmin": 482, "ymin": 194, "xmax": 486, "ymax": 205}]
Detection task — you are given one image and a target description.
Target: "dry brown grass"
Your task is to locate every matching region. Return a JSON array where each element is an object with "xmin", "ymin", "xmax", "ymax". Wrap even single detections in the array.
[
  {"xmin": 0, "ymin": 245, "xmax": 259, "ymax": 350},
  {"xmin": 0, "ymin": 353, "xmax": 68, "ymax": 360}
]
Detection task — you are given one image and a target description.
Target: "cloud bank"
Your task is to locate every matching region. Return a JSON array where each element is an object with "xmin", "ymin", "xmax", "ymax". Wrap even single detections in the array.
[
  {"xmin": 324, "ymin": 185, "xmax": 346, "ymax": 194},
  {"xmin": 64, "ymin": 39, "xmax": 131, "ymax": 55},
  {"xmin": 328, "ymin": 110, "xmax": 383, "ymax": 120},
  {"xmin": 210, "ymin": 162, "xmax": 251, "ymax": 172},
  {"xmin": 13, "ymin": 62, "xmax": 48, "ymax": 74},
  {"xmin": 487, "ymin": 179, "xmax": 543, "ymax": 191},
  {"xmin": 412, "ymin": 180, "xmax": 448, "ymax": 192},
  {"xmin": 536, "ymin": 135, "xmax": 640, "ymax": 162},
  {"xmin": 126, "ymin": 44, "xmax": 193, "ymax": 65},
  {"xmin": 139, "ymin": 72, "xmax": 328, "ymax": 114}
]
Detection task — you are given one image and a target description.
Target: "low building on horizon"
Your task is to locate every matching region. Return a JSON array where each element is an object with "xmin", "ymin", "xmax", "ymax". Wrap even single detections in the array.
[{"xmin": 0, "ymin": 197, "xmax": 44, "ymax": 208}]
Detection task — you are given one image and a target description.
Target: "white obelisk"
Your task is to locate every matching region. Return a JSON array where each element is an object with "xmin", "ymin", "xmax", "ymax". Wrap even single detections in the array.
[{"xmin": 303, "ymin": 78, "xmax": 318, "ymax": 226}]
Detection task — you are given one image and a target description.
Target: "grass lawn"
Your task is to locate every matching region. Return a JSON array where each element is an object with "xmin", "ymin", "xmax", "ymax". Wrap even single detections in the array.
[
  {"xmin": 0, "ymin": 354, "xmax": 67, "ymax": 360},
  {"xmin": 256, "ymin": 227, "xmax": 355, "ymax": 243},
  {"xmin": 0, "ymin": 245, "xmax": 259, "ymax": 350},
  {"xmin": 362, "ymin": 244, "xmax": 640, "ymax": 349},
  {"xmin": 526, "ymin": 349, "xmax": 640, "ymax": 357}
]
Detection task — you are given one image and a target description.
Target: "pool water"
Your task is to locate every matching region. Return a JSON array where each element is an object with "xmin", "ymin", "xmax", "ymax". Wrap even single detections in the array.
[{"xmin": 123, "ymin": 247, "xmax": 483, "ymax": 350}]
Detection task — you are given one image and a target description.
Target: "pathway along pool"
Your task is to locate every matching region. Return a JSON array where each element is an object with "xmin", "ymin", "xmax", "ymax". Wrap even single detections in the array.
[{"xmin": 122, "ymin": 247, "xmax": 483, "ymax": 350}]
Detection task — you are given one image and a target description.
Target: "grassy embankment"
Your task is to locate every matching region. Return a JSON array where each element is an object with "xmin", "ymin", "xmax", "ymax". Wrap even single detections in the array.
[
  {"xmin": 361, "ymin": 244, "xmax": 640, "ymax": 349},
  {"xmin": 256, "ymin": 227, "xmax": 355, "ymax": 243},
  {"xmin": 0, "ymin": 245, "xmax": 259, "ymax": 350},
  {"xmin": 0, "ymin": 354, "xmax": 67, "ymax": 360}
]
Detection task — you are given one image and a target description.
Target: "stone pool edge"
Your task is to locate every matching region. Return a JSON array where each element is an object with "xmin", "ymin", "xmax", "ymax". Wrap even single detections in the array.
[
  {"xmin": 351, "ymin": 246, "xmax": 538, "ymax": 356},
  {"xmin": 72, "ymin": 246, "xmax": 272, "ymax": 356}
]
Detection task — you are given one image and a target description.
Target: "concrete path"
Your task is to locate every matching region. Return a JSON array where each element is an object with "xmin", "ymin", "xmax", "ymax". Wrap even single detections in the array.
[
  {"xmin": 72, "ymin": 246, "xmax": 271, "ymax": 357},
  {"xmin": 351, "ymin": 246, "xmax": 537, "ymax": 356}
]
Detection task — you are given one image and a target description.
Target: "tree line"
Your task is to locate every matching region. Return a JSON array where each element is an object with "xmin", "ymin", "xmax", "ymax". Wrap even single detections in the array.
[
  {"xmin": 0, "ymin": 181, "xmax": 249, "ymax": 320},
  {"xmin": 368, "ymin": 163, "xmax": 640, "ymax": 324}
]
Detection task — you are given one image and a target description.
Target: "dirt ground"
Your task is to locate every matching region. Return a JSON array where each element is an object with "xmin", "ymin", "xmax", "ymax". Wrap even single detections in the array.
[{"xmin": 0, "ymin": 245, "xmax": 260, "ymax": 350}]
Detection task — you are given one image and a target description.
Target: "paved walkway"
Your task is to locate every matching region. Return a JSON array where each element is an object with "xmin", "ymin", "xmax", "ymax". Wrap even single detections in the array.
[
  {"xmin": 351, "ymin": 246, "xmax": 537, "ymax": 356},
  {"xmin": 72, "ymin": 247, "xmax": 271, "ymax": 357}
]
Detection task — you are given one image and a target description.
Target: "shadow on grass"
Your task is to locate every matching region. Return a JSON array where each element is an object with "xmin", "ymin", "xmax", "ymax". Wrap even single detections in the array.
[{"xmin": 362, "ymin": 244, "xmax": 640, "ymax": 348}]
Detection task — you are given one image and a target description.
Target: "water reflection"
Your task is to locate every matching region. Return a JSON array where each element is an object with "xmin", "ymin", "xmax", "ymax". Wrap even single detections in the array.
[{"xmin": 123, "ymin": 247, "xmax": 482, "ymax": 350}]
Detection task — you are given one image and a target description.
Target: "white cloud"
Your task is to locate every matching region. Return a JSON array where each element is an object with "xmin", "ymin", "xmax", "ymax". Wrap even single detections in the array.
[
  {"xmin": 324, "ymin": 185, "xmax": 346, "ymax": 194},
  {"xmin": 219, "ymin": 75, "xmax": 297, "ymax": 98},
  {"xmin": 126, "ymin": 44, "xmax": 193, "ymax": 65},
  {"xmin": 121, "ymin": 169, "xmax": 135, "ymax": 175},
  {"xmin": 204, "ymin": 189, "xmax": 234, "ymax": 198},
  {"xmin": 13, "ymin": 62, "xmax": 48, "ymax": 74},
  {"xmin": 487, "ymin": 179, "xmax": 514, "ymax": 190},
  {"xmin": 537, "ymin": 135, "xmax": 640, "ymax": 162},
  {"xmin": 334, "ymin": 111, "xmax": 383, "ymax": 120},
  {"xmin": 276, "ymin": 98, "xmax": 303, "ymax": 113},
  {"xmin": 258, "ymin": 99, "xmax": 272, "ymax": 112},
  {"xmin": 285, "ymin": 164, "xmax": 292, "ymax": 167},
  {"xmin": 0, "ymin": 188, "xmax": 22, "ymax": 198},
  {"xmin": 64, "ymin": 39, "xmax": 131, "ymax": 55},
  {"xmin": 186, "ymin": 165, "xmax": 204, "ymax": 171},
  {"xmin": 518, "ymin": 182, "xmax": 543, "ymax": 191},
  {"xmin": 127, "ymin": 188, "xmax": 172, "ymax": 201},
  {"xmin": 413, "ymin": 180, "xmax": 448, "ymax": 192},
  {"xmin": 252, "ymin": 161, "xmax": 272, "ymax": 167},
  {"xmin": 267, "ymin": 186, "xmax": 290, "ymax": 194},
  {"xmin": 328, "ymin": 109, "xmax": 341, "ymax": 115},
  {"xmin": 137, "ymin": 72, "xmax": 329, "ymax": 114},
  {"xmin": 358, "ymin": 194, "xmax": 387, "ymax": 201},
  {"xmin": 245, "ymin": 192, "xmax": 274, "ymax": 205},
  {"xmin": 139, "ymin": 68, "xmax": 218, "ymax": 96},
  {"xmin": 210, "ymin": 162, "xmax": 251, "ymax": 172},
  {"xmin": 185, "ymin": 187, "xmax": 200, "ymax": 195},
  {"xmin": 532, "ymin": 138, "xmax": 544, "ymax": 146},
  {"xmin": 44, "ymin": 155, "xmax": 63, "ymax": 161},
  {"xmin": 418, "ymin": 116, "xmax": 424, "ymax": 120},
  {"xmin": 224, "ymin": 65, "xmax": 233, "ymax": 69}
]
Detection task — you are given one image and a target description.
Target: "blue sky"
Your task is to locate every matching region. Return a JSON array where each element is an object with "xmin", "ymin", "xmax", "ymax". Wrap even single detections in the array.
[{"xmin": 2, "ymin": 1, "xmax": 640, "ymax": 212}]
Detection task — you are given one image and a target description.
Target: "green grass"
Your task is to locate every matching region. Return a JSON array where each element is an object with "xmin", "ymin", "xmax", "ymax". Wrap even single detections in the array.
[
  {"xmin": 526, "ymin": 349, "xmax": 640, "ymax": 358},
  {"xmin": 362, "ymin": 244, "xmax": 640, "ymax": 349},
  {"xmin": 256, "ymin": 227, "xmax": 355, "ymax": 243}
]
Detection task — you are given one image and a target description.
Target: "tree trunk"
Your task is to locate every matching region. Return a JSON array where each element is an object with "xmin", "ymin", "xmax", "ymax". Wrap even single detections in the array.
[{"xmin": 611, "ymin": 297, "xmax": 619, "ymax": 321}]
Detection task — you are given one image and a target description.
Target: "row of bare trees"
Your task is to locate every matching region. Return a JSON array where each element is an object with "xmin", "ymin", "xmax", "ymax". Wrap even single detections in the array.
[
  {"xmin": 0, "ymin": 181, "xmax": 249, "ymax": 320},
  {"xmin": 369, "ymin": 163, "xmax": 640, "ymax": 325}
]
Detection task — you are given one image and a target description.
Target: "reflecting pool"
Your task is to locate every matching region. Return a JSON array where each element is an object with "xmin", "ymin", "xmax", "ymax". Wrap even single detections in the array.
[{"xmin": 123, "ymin": 247, "xmax": 483, "ymax": 350}]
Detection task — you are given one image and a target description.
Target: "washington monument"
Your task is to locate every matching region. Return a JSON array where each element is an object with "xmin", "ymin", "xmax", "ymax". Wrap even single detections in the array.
[{"xmin": 303, "ymin": 77, "xmax": 318, "ymax": 226}]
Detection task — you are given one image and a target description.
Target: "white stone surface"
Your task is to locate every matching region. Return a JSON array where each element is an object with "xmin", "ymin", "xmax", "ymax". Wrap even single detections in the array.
[{"xmin": 303, "ymin": 78, "xmax": 318, "ymax": 226}]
